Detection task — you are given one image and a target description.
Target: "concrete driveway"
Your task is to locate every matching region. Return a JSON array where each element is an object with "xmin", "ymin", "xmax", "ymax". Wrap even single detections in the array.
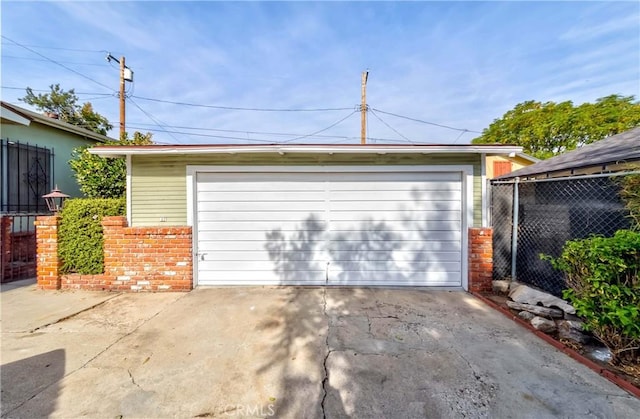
[{"xmin": 1, "ymin": 284, "xmax": 639, "ymax": 418}]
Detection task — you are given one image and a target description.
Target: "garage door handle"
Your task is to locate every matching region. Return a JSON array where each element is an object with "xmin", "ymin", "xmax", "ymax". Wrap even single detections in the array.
[{"xmin": 197, "ymin": 252, "xmax": 207, "ymax": 261}]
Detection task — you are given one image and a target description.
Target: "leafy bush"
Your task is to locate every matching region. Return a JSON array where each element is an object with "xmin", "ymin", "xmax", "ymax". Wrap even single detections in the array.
[
  {"xmin": 69, "ymin": 131, "xmax": 153, "ymax": 198},
  {"xmin": 546, "ymin": 230, "xmax": 640, "ymax": 364},
  {"xmin": 59, "ymin": 198, "xmax": 125, "ymax": 274}
]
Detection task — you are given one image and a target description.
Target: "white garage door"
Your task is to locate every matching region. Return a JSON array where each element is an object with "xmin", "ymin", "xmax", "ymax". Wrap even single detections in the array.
[{"xmin": 195, "ymin": 169, "xmax": 464, "ymax": 287}]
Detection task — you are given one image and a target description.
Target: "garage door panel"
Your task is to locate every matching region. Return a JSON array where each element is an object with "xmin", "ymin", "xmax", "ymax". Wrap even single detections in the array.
[
  {"xmin": 198, "ymin": 191, "xmax": 325, "ymax": 202},
  {"xmin": 328, "ymin": 201, "xmax": 461, "ymax": 211},
  {"xmin": 198, "ymin": 211, "xmax": 326, "ymax": 222},
  {"xmin": 199, "ymin": 220, "xmax": 328, "ymax": 231},
  {"xmin": 329, "ymin": 210, "xmax": 461, "ymax": 222},
  {"xmin": 196, "ymin": 169, "xmax": 464, "ymax": 287},
  {"xmin": 329, "ymin": 249, "xmax": 461, "ymax": 261},
  {"xmin": 329, "ymin": 220, "xmax": 460, "ymax": 231},
  {"xmin": 329, "ymin": 190, "xmax": 461, "ymax": 201},
  {"xmin": 204, "ymin": 251, "xmax": 319, "ymax": 262}
]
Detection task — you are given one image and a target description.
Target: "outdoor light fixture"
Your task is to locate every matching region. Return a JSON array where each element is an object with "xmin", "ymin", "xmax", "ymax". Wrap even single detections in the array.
[{"xmin": 42, "ymin": 186, "xmax": 70, "ymax": 213}]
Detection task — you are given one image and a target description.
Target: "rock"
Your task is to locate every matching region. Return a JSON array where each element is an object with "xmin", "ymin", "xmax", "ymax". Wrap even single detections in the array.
[
  {"xmin": 506, "ymin": 301, "xmax": 564, "ymax": 318},
  {"xmin": 509, "ymin": 285, "xmax": 575, "ymax": 315},
  {"xmin": 530, "ymin": 316, "xmax": 557, "ymax": 333},
  {"xmin": 492, "ymin": 280, "xmax": 510, "ymax": 294},
  {"xmin": 557, "ymin": 320, "xmax": 590, "ymax": 344},
  {"xmin": 518, "ymin": 311, "xmax": 535, "ymax": 321}
]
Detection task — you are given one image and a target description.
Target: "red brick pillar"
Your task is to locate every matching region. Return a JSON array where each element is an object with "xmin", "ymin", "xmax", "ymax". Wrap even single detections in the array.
[
  {"xmin": 35, "ymin": 215, "xmax": 61, "ymax": 290},
  {"xmin": 468, "ymin": 227, "xmax": 493, "ymax": 293},
  {"xmin": 1, "ymin": 216, "xmax": 12, "ymax": 283},
  {"xmin": 102, "ymin": 216, "xmax": 127, "ymax": 275}
]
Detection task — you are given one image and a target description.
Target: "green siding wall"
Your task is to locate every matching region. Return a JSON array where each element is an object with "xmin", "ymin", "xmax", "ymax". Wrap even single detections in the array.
[
  {"xmin": 2, "ymin": 122, "xmax": 102, "ymax": 198},
  {"xmin": 130, "ymin": 153, "xmax": 483, "ymax": 227}
]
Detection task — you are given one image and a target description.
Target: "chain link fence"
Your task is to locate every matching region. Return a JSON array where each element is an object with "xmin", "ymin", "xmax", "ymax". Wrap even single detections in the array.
[{"xmin": 490, "ymin": 173, "xmax": 633, "ymax": 296}]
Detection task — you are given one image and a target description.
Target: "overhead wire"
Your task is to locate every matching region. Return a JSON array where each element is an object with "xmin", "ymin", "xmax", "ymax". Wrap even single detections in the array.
[
  {"xmin": 1, "ymin": 35, "xmax": 114, "ymax": 92},
  {"xmin": 127, "ymin": 97, "xmax": 184, "ymax": 143},
  {"xmin": 2, "ymin": 55, "xmax": 110, "ymax": 66},
  {"xmin": 130, "ymin": 95, "xmax": 354, "ymax": 112},
  {"xmin": 369, "ymin": 108, "xmax": 415, "ymax": 144},
  {"xmin": 371, "ymin": 107, "xmax": 481, "ymax": 134},
  {"xmin": 280, "ymin": 110, "xmax": 358, "ymax": 143},
  {"xmin": 0, "ymin": 42, "xmax": 109, "ymax": 53},
  {"xmin": 1, "ymin": 86, "xmax": 114, "ymax": 96}
]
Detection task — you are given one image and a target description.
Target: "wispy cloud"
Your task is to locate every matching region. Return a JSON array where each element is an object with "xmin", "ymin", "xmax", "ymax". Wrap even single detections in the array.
[{"xmin": 1, "ymin": 1, "xmax": 638, "ymax": 144}]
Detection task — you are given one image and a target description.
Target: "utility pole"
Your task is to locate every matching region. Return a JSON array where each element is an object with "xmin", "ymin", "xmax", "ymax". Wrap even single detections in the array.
[
  {"xmin": 119, "ymin": 56, "xmax": 126, "ymax": 138},
  {"xmin": 106, "ymin": 54, "xmax": 133, "ymax": 139},
  {"xmin": 360, "ymin": 70, "xmax": 369, "ymax": 145}
]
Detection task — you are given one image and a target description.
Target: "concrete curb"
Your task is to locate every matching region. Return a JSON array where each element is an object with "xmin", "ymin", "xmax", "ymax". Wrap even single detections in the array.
[{"xmin": 471, "ymin": 291, "xmax": 640, "ymax": 399}]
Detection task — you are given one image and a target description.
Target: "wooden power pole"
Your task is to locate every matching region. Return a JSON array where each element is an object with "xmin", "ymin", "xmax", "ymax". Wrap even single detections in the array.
[
  {"xmin": 360, "ymin": 70, "xmax": 368, "ymax": 145},
  {"xmin": 119, "ymin": 56, "xmax": 126, "ymax": 138}
]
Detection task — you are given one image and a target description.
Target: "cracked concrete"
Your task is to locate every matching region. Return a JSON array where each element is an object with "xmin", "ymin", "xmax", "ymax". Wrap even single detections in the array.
[{"xmin": 2, "ymin": 286, "xmax": 639, "ymax": 418}]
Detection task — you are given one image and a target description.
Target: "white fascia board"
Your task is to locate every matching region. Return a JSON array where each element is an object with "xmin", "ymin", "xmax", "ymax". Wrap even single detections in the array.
[
  {"xmin": 89, "ymin": 145, "xmax": 523, "ymax": 157},
  {"xmin": 1, "ymin": 107, "xmax": 31, "ymax": 126}
]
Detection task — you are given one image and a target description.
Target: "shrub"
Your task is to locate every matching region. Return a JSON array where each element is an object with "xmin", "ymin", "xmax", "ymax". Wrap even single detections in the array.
[
  {"xmin": 546, "ymin": 230, "xmax": 640, "ymax": 364},
  {"xmin": 58, "ymin": 198, "xmax": 125, "ymax": 274}
]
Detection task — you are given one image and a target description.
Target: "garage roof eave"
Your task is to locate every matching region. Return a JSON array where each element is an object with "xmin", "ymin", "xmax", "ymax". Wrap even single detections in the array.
[{"xmin": 89, "ymin": 144, "xmax": 523, "ymax": 158}]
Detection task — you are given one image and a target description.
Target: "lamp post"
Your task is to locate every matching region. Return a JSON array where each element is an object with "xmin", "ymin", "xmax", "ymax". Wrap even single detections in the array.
[{"xmin": 43, "ymin": 186, "xmax": 69, "ymax": 213}]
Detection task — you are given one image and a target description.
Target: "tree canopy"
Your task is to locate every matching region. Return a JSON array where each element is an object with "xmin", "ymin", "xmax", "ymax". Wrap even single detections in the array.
[
  {"xmin": 472, "ymin": 95, "xmax": 640, "ymax": 159},
  {"xmin": 20, "ymin": 84, "xmax": 112, "ymax": 135}
]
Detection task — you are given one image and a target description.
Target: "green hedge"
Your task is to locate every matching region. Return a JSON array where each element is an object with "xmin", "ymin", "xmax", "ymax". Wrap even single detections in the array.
[
  {"xmin": 546, "ymin": 230, "xmax": 640, "ymax": 364},
  {"xmin": 59, "ymin": 198, "xmax": 125, "ymax": 274}
]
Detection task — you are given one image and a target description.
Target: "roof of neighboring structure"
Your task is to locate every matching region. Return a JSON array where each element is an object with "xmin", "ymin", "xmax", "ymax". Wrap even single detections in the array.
[
  {"xmin": 89, "ymin": 143, "xmax": 523, "ymax": 158},
  {"xmin": 1, "ymin": 101, "xmax": 113, "ymax": 143},
  {"xmin": 497, "ymin": 127, "xmax": 640, "ymax": 179}
]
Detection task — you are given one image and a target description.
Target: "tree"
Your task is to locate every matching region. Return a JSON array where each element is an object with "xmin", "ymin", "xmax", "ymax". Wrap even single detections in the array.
[
  {"xmin": 472, "ymin": 95, "xmax": 640, "ymax": 159},
  {"xmin": 70, "ymin": 131, "xmax": 154, "ymax": 198},
  {"xmin": 20, "ymin": 84, "xmax": 112, "ymax": 135}
]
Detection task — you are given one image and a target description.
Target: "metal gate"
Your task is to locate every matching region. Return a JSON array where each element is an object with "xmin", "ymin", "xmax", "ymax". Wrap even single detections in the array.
[{"xmin": 1, "ymin": 139, "xmax": 54, "ymax": 282}]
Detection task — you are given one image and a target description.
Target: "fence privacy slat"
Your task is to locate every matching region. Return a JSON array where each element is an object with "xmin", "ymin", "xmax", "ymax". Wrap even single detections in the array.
[{"xmin": 491, "ymin": 174, "xmax": 632, "ymax": 296}]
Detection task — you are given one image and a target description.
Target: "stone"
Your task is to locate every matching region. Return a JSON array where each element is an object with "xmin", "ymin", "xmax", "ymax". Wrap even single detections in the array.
[
  {"xmin": 557, "ymin": 320, "xmax": 590, "ymax": 344},
  {"xmin": 518, "ymin": 311, "xmax": 535, "ymax": 321},
  {"xmin": 530, "ymin": 316, "xmax": 557, "ymax": 333},
  {"xmin": 509, "ymin": 285, "xmax": 575, "ymax": 315},
  {"xmin": 506, "ymin": 301, "xmax": 564, "ymax": 318},
  {"xmin": 492, "ymin": 280, "xmax": 511, "ymax": 294}
]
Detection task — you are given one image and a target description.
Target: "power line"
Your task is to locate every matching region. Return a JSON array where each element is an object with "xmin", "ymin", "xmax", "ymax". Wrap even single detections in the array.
[
  {"xmin": 371, "ymin": 108, "xmax": 481, "ymax": 134},
  {"xmin": 369, "ymin": 108, "xmax": 415, "ymax": 145},
  {"xmin": 1, "ymin": 36, "xmax": 114, "ymax": 92},
  {"xmin": 280, "ymin": 111, "xmax": 358, "ymax": 143},
  {"xmin": 1, "ymin": 86, "xmax": 114, "ymax": 96},
  {"xmin": 127, "ymin": 97, "xmax": 184, "ymax": 143},
  {"xmin": 126, "ymin": 122, "xmax": 353, "ymax": 140},
  {"xmin": 0, "ymin": 42, "xmax": 109, "ymax": 53},
  {"xmin": 131, "ymin": 95, "xmax": 354, "ymax": 112},
  {"xmin": 2, "ymin": 55, "xmax": 109, "ymax": 67}
]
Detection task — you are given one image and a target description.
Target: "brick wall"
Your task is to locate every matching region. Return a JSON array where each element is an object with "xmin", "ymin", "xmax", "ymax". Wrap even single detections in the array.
[
  {"xmin": 38, "ymin": 215, "xmax": 192, "ymax": 292},
  {"xmin": 468, "ymin": 227, "xmax": 493, "ymax": 293},
  {"xmin": 1, "ymin": 216, "xmax": 11, "ymax": 283},
  {"xmin": 35, "ymin": 215, "xmax": 61, "ymax": 290}
]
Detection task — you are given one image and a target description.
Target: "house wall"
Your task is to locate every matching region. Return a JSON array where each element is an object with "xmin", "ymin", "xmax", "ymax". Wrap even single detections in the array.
[
  {"xmin": 486, "ymin": 155, "xmax": 533, "ymax": 179},
  {"xmin": 129, "ymin": 153, "xmax": 483, "ymax": 227},
  {"xmin": 1, "ymin": 121, "xmax": 100, "ymax": 197}
]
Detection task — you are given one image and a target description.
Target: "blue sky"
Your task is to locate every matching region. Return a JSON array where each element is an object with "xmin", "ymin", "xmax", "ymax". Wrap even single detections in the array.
[{"xmin": 2, "ymin": 1, "xmax": 639, "ymax": 145}]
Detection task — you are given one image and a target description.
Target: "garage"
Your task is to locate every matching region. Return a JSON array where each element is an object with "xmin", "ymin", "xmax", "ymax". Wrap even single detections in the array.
[{"xmin": 194, "ymin": 166, "xmax": 470, "ymax": 287}]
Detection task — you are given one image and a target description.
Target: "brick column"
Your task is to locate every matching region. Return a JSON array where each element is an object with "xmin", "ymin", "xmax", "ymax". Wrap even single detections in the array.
[
  {"xmin": 1, "ymin": 216, "xmax": 12, "ymax": 283},
  {"xmin": 468, "ymin": 227, "xmax": 493, "ymax": 293},
  {"xmin": 102, "ymin": 216, "xmax": 127, "ymax": 276},
  {"xmin": 35, "ymin": 215, "xmax": 61, "ymax": 290}
]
